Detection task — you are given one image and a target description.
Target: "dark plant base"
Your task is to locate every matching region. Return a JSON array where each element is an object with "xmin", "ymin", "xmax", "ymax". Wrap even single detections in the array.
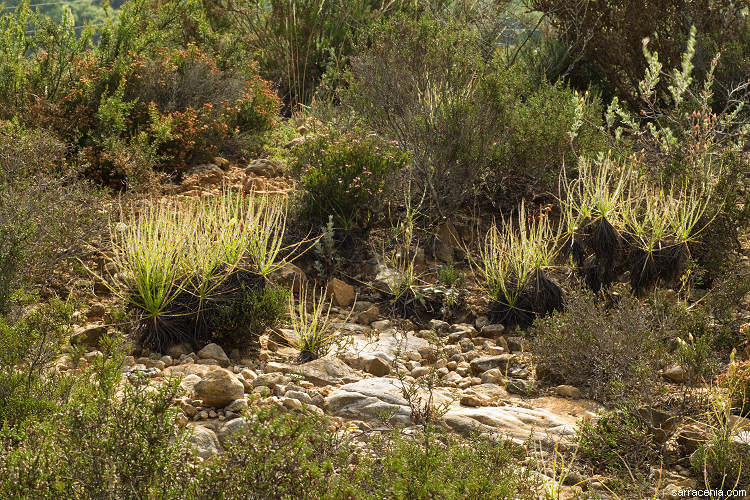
[
  {"xmin": 133, "ymin": 267, "xmax": 266, "ymax": 352},
  {"xmin": 629, "ymin": 243, "xmax": 688, "ymax": 295},
  {"xmin": 390, "ymin": 290, "xmax": 442, "ymax": 328}
]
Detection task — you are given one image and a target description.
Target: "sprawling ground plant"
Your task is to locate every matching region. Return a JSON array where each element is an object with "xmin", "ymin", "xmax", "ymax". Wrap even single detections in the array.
[{"xmin": 110, "ymin": 191, "xmax": 288, "ymax": 350}]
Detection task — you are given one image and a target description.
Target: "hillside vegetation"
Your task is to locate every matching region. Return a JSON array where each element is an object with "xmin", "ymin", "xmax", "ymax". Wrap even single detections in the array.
[{"xmin": 2, "ymin": 0, "xmax": 750, "ymax": 498}]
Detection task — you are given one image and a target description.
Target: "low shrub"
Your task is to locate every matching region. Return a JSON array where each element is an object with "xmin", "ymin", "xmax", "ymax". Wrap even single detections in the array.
[
  {"xmin": 0, "ymin": 344, "xmax": 188, "ymax": 499},
  {"xmin": 289, "ymin": 131, "xmax": 409, "ymax": 230},
  {"xmin": 532, "ymin": 288, "xmax": 668, "ymax": 404},
  {"xmin": 214, "ymin": 284, "xmax": 290, "ymax": 350},
  {"xmin": 718, "ymin": 360, "xmax": 750, "ymax": 417},
  {"xmin": 0, "ymin": 294, "xmax": 73, "ymax": 428},
  {"xmin": 0, "ymin": 121, "xmax": 102, "ymax": 311},
  {"xmin": 576, "ymin": 405, "xmax": 660, "ymax": 478}
]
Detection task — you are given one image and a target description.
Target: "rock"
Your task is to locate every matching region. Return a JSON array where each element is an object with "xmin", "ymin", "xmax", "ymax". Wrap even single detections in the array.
[
  {"xmin": 70, "ymin": 324, "xmax": 107, "ymax": 349},
  {"xmin": 506, "ymin": 336, "xmax": 524, "ymax": 353},
  {"xmin": 193, "ymin": 369, "xmax": 244, "ymax": 408},
  {"xmin": 136, "ymin": 357, "xmax": 165, "ymax": 371},
  {"xmin": 555, "ymin": 385, "xmax": 581, "ymax": 399},
  {"xmin": 461, "ymin": 390, "xmax": 490, "ymax": 407},
  {"xmin": 411, "ymin": 366, "xmax": 430, "ymax": 378},
  {"xmin": 283, "ymin": 398, "xmax": 303, "ymax": 411},
  {"xmin": 213, "ymin": 156, "xmax": 231, "ymax": 170},
  {"xmin": 167, "ymin": 343, "xmax": 193, "ymax": 358},
  {"xmin": 676, "ymin": 424, "xmax": 706, "ymax": 454},
  {"xmin": 188, "ymin": 425, "xmax": 221, "ymax": 459},
  {"xmin": 505, "ymin": 378, "xmax": 531, "ymax": 395},
  {"xmin": 165, "ymin": 364, "xmax": 223, "ymax": 378},
  {"xmin": 245, "ymin": 158, "xmax": 279, "ymax": 178},
  {"xmin": 218, "ymin": 418, "xmax": 249, "ymax": 447},
  {"xmin": 87, "ymin": 303, "xmax": 106, "ymax": 319},
  {"xmin": 197, "ymin": 343, "xmax": 231, "ymax": 367},
  {"xmin": 470, "ymin": 355, "xmax": 515, "ymax": 375},
  {"xmin": 225, "ymin": 399, "xmax": 248, "ymax": 413},
  {"xmin": 475, "ymin": 316, "xmax": 490, "ymax": 330},
  {"xmin": 295, "ymin": 356, "xmax": 363, "ymax": 386},
  {"xmin": 285, "ymin": 390, "xmax": 312, "ymax": 405},
  {"xmin": 444, "ymin": 371, "xmax": 463, "ymax": 386},
  {"xmin": 459, "ymin": 338, "xmax": 475, "ymax": 353},
  {"xmin": 436, "ymin": 220, "xmax": 462, "ymax": 248},
  {"xmin": 481, "ymin": 324, "xmax": 505, "ymax": 337},
  {"xmin": 487, "ymin": 346, "xmax": 505, "ymax": 355},
  {"xmin": 269, "ymin": 262, "xmax": 305, "ymax": 292},
  {"xmin": 433, "ymin": 241, "xmax": 454, "ymax": 262},
  {"xmin": 326, "ymin": 278, "xmax": 355, "ymax": 307},
  {"xmin": 371, "ymin": 319, "xmax": 392, "ymax": 331},
  {"xmin": 662, "ymin": 365, "xmax": 688, "ymax": 383},
  {"xmin": 251, "ymin": 372, "xmax": 288, "ymax": 389},
  {"xmin": 428, "ymin": 319, "xmax": 450, "ymax": 334},
  {"xmin": 324, "ymin": 379, "xmax": 414, "ymax": 425},
  {"xmin": 356, "ymin": 305, "xmax": 380, "ymax": 325},
  {"xmin": 445, "ymin": 406, "xmax": 575, "ymax": 447},
  {"xmin": 365, "ymin": 357, "xmax": 391, "ymax": 377},
  {"xmin": 481, "ymin": 368, "xmax": 504, "ymax": 385},
  {"xmin": 161, "ymin": 355, "xmax": 174, "ymax": 367},
  {"xmin": 268, "ymin": 329, "xmax": 298, "ymax": 350},
  {"xmin": 179, "ymin": 374, "xmax": 202, "ymax": 396}
]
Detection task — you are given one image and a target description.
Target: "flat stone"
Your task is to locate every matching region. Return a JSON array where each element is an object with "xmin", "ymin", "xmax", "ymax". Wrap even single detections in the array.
[
  {"xmin": 187, "ymin": 425, "xmax": 221, "ymax": 459},
  {"xmin": 294, "ymin": 356, "xmax": 363, "ymax": 386},
  {"xmin": 470, "ymin": 355, "xmax": 515, "ymax": 375},
  {"xmin": 445, "ymin": 405, "xmax": 575, "ymax": 447},
  {"xmin": 324, "ymin": 378, "xmax": 416, "ymax": 425},
  {"xmin": 480, "ymin": 324, "xmax": 505, "ymax": 337}
]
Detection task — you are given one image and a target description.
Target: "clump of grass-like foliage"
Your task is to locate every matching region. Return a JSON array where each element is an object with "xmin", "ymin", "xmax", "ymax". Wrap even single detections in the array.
[
  {"xmin": 289, "ymin": 284, "xmax": 342, "ymax": 363},
  {"xmin": 477, "ymin": 201, "xmax": 562, "ymax": 329},
  {"xmin": 560, "ymin": 154, "xmax": 718, "ymax": 295},
  {"xmin": 109, "ymin": 191, "xmax": 288, "ymax": 351}
]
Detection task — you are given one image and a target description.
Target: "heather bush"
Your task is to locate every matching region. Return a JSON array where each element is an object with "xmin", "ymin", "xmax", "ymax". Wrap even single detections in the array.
[
  {"xmin": 532, "ymin": 288, "xmax": 668, "ymax": 404},
  {"xmin": 289, "ymin": 131, "xmax": 409, "ymax": 230},
  {"xmin": 0, "ymin": 0, "xmax": 281, "ymax": 187},
  {"xmin": 0, "ymin": 294, "xmax": 73, "ymax": 428},
  {"xmin": 348, "ymin": 15, "xmax": 602, "ymax": 215},
  {"xmin": 576, "ymin": 405, "xmax": 660, "ymax": 477},
  {"xmin": 0, "ymin": 121, "xmax": 102, "ymax": 310}
]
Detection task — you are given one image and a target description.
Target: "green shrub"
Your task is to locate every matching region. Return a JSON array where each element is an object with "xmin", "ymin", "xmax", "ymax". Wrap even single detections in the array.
[
  {"xmin": 348, "ymin": 15, "xmax": 602, "ymax": 215},
  {"xmin": 0, "ymin": 121, "xmax": 102, "ymax": 311},
  {"xmin": 576, "ymin": 405, "xmax": 659, "ymax": 477},
  {"xmin": 290, "ymin": 131, "xmax": 409, "ymax": 230},
  {"xmin": 691, "ymin": 427, "xmax": 750, "ymax": 492},
  {"xmin": 718, "ymin": 360, "xmax": 750, "ymax": 417},
  {"xmin": 531, "ymin": 0, "xmax": 750, "ymax": 111},
  {"xmin": 532, "ymin": 288, "xmax": 668, "ymax": 404},
  {"xmin": 0, "ymin": 294, "xmax": 73, "ymax": 428},
  {"xmin": 214, "ymin": 284, "xmax": 290, "ymax": 349},
  {"xmin": 347, "ymin": 431, "xmax": 534, "ymax": 499},
  {"xmin": 0, "ymin": 345, "xmax": 188, "ymax": 499}
]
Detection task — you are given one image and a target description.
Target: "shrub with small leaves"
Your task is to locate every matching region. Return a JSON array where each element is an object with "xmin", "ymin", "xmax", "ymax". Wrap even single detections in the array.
[
  {"xmin": 718, "ymin": 360, "xmax": 750, "ymax": 417},
  {"xmin": 290, "ymin": 131, "xmax": 409, "ymax": 230}
]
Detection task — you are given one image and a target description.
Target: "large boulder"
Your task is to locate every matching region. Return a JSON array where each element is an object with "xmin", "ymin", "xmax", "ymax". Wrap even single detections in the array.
[{"xmin": 193, "ymin": 369, "xmax": 244, "ymax": 408}]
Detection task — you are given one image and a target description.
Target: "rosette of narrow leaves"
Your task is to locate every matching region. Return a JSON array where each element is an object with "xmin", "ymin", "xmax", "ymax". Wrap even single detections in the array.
[
  {"xmin": 477, "ymin": 201, "xmax": 561, "ymax": 328},
  {"xmin": 289, "ymin": 285, "xmax": 337, "ymax": 363}
]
